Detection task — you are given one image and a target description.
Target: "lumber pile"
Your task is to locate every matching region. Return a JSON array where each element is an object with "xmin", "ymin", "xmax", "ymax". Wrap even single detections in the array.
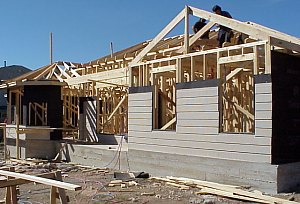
[{"xmin": 150, "ymin": 176, "xmax": 300, "ymax": 204}]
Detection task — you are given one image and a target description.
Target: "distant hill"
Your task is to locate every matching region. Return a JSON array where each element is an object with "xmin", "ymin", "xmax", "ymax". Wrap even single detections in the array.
[
  {"xmin": 0, "ymin": 65, "xmax": 31, "ymax": 107},
  {"xmin": 0, "ymin": 65, "xmax": 31, "ymax": 81}
]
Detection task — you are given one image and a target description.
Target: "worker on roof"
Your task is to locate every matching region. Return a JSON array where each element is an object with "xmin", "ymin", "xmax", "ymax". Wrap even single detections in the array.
[
  {"xmin": 192, "ymin": 18, "xmax": 209, "ymax": 39},
  {"xmin": 212, "ymin": 5, "xmax": 233, "ymax": 47}
]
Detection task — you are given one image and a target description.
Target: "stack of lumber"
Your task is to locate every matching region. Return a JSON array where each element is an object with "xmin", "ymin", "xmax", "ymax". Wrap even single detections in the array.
[{"xmin": 151, "ymin": 176, "xmax": 299, "ymax": 204}]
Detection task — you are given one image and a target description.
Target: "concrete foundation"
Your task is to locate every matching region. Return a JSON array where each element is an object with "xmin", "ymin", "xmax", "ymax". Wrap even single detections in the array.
[{"xmin": 128, "ymin": 149, "xmax": 300, "ymax": 194}]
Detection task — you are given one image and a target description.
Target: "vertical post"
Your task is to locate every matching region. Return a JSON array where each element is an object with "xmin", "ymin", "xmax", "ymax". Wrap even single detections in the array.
[
  {"xmin": 3, "ymin": 125, "xmax": 7, "ymax": 160},
  {"xmin": 176, "ymin": 59, "xmax": 182, "ymax": 83},
  {"xmin": 253, "ymin": 45, "xmax": 258, "ymax": 75},
  {"xmin": 54, "ymin": 171, "xmax": 68, "ymax": 204},
  {"xmin": 110, "ymin": 42, "xmax": 114, "ymax": 58},
  {"xmin": 217, "ymin": 51, "xmax": 223, "ymax": 133},
  {"xmin": 50, "ymin": 32, "xmax": 53, "ymax": 64},
  {"xmin": 265, "ymin": 40, "xmax": 271, "ymax": 74},
  {"xmin": 50, "ymin": 186, "xmax": 57, "ymax": 204},
  {"xmin": 8, "ymin": 90, "xmax": 11, "ymax": 124},
  {"xmin": 16, "ymin": 91, "xmax": 20, "ymax": 160},
  {"xmin": 128, "ymin": 66, "xmax": 133, "ymax": 87},
  {"xmin": 184, "ymin": 6, "xmax": 190, "ymax": 54},
  {"xmin": 190, "ymin": 56, "xmax": 194, "ymax": 81},
  {"xmin": 203, "ymin": 54, "xmax": 206, "ymax": 80}
]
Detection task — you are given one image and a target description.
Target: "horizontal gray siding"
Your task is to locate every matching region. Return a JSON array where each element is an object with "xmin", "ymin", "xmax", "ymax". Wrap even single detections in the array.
[
  {"xmin": 255, "ymin": 83, "xmax": 272, "ymax": 138},
  {"xmin": 128, "ymin": 92, "xmax": 152, "ymax": 134},
  {"xmin": 128, "ymin": 83, "xmax": 272, "ymax": 163}
]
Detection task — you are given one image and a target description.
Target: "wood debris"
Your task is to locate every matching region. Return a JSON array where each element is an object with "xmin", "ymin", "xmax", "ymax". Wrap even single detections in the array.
[{"xmin": 150, "ymin": 176, "xmax": 300, "ymax": 204}]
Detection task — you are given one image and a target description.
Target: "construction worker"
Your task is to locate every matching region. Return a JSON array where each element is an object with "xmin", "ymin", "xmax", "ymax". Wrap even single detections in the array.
[
  {"xmin": 212, "ymin": 5, "xmax": 233, "ymax": 47},
  {"xmin": 192, "ymin": 18, "xmax": 209, "ymax": 39}
]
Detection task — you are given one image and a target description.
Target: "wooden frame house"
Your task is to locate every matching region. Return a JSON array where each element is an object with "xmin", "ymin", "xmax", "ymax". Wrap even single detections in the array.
[
  {"xmin": 127, "ymin": 6, "xmax": 300, "ymax": 193},
  {"xmin": 1, "ymin": 5, "xmax": 300, "ymax": 193}
]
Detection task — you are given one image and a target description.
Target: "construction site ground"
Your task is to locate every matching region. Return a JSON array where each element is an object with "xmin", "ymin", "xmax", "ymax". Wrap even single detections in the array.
[{"xmin": 0, "ymin": 145, "xmax": 299, "ymax": 204}]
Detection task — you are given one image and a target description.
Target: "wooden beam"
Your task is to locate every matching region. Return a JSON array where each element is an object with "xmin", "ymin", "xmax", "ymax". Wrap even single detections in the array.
[
  {"xmin": 247, "ymin": 21, "xmax": 300, "ymax": 45},
  {"xmin": 160, "ymin": 117, "xmax": 176, "ymax": 130},
  {"xmin": 189, "ymin": 6, "xmax": 269, "ymax": 41},
  {"xmin": 223, "ymin": 96, "xmax": 254, "ymax": 120},
  {"xmin": 177, "ymin": 21, "xmax": 215, "ymax": 53},
  {"xmin": 0, "ymin": 170, "xmax": 81, "ymax": 191},
  {"xmin": 184, "ymin": 6, "xmax": 191, "ymax": 54},
  {"xmin": 225, "ymin": 68, "xmax": 243, "ymax": 81},
  {"xmin": 107, "ymin": 95, "xmax": 127, "ymax": 122},
  {"xmin": 218, "ymin": 53, "xmax": 254, "ymax": 64},
  {"xmin": 130, "ymin": 8, "xmax": 185, "ymax": 65},
  {"xmin": 0, "ymin": 172, "xmax": 55, "ymax": 188},
  {"xmin": 270, "ymin": 37, "xmax": 300, "ymax": 53},
  {"xmin": 151, "ymin": 65, "xmax": 176, "ymax": 74}
]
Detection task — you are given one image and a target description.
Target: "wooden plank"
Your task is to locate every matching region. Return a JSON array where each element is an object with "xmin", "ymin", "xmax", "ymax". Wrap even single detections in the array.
[
  {"xmin": 107, "ymin": 95, "xmax": 127, "ymax": 121},
  {"xmin": 55, "ymin": 171, "xmax": 68, "ymax": 204},
  {"xmin": 196, "ymin": 187, "xmax": 272, "ymax": 204},
  {"xmin": 160, "ymin": 117, "xmax": 176, "ymax": 130},
  {"xmin": 130, "ymin": 8, "xmax": 185, "ymax": 65},
  {"xmin": 0, "ymin": 172, "xmax": 55, "ymax": 188},
  {"xmin": 151, "ymin": 65, "xmax": 176, "ymax": 74},
  {"xmin": 218, "ymin": 53, "xmax": 254, "ymax": 64},
  {"xmin": 225, "ymin": 68, "xmax": 243, "ymax": 82},
  {"xmin": 50, "ymin": 186, "xmax": 57, "ymax": 204},
  {"xmin": 0, "ymin": 170, "xmax": 81, "ymax": 191},
  {"xmin": 177, "ymin": 22, "xmax": 215, "ymax": 53},
  {"xmin": 189, "ymin": 6, "xmax": 269, "ymax": 41},
  {"xmin": 66, "ymin": 68, "xmax": 127, "ymax": 85},
  {"xmin": 173, "ymin": 177, "xmax": 299, "ymax": 204},
  {"xmin": 184, "ymin": 5, "xmax": 190, "ymax": 54},
  {"xmin": 270, "ymin": 36, "xmax": 300, "ymax": 53}
]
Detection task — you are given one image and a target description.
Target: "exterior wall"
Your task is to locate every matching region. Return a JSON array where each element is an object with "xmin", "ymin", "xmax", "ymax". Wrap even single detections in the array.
[
  {"xmin": 128, "ymin": 78, "xmax": 272, "ymax": 164},
  {"xmin": 271, "ymin": 51, "xmax": 300, "ymax": 164},
  {"xmin": 5, "ymin": 125, "xmax": 56, "ymax": 159},
  {"xmin": 127, "ymin": 77, "xmax": 281, "ymax": 193}
]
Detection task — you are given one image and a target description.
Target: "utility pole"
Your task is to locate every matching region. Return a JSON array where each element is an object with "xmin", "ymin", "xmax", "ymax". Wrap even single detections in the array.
[{"xmin": 50, "ymin": 32, "xmax": 53, "ymax": 64}]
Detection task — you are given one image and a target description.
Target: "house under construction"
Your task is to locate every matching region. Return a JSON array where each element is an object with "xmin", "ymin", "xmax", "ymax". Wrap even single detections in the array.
[{"xmin": 1, "ymin": 6, "xmax": 300, "ymax": 194}]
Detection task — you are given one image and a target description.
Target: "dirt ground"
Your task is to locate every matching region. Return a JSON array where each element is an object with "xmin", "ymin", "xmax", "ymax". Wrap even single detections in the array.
[{"xmin": 0, "ymin": 145, "xmax": 299, "ymax": 204}]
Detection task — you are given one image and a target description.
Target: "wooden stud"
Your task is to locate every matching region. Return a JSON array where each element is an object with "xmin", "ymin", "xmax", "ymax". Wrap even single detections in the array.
[{"xmin": 184, "ymin": 5, "xmax": 190, "ymax": 54}]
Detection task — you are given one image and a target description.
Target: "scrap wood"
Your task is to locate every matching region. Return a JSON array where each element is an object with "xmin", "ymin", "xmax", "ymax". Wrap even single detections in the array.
[
  {"xmin": 195, "ymin": 187, "xmax": 273, "ymax": 204},
  {"xmin": 167, "ymin": 177, "xmax": 299, "ymax": 204},
  {"xmin": 0, "ymin": 170, "xmax": 81, "ymax": 191},
  {"xmin": 9, "ymin": 159, "xmax": 36, "ymax": 166},
  {"xmin": 53, "ymin": 143, "xmax": 68, "ymax": 161},
  {"xmin": 165, "ymin": 182, "xmax": 190, "ymax": 190}
]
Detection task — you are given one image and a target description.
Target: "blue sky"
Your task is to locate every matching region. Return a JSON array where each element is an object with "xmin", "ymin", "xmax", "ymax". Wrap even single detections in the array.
[{"xmin": 0, "ymin": 0, "xmax": 299, "ymax": 70}]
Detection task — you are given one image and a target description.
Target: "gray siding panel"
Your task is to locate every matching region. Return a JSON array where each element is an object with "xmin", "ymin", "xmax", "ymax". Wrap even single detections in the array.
[
  {"xmin": 128, "ymin": 83, "xmax": 273, "ymax": 163},
  {"xmin": 129, "ymin": 143, "xmax": 271, "ymax": 163}
]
